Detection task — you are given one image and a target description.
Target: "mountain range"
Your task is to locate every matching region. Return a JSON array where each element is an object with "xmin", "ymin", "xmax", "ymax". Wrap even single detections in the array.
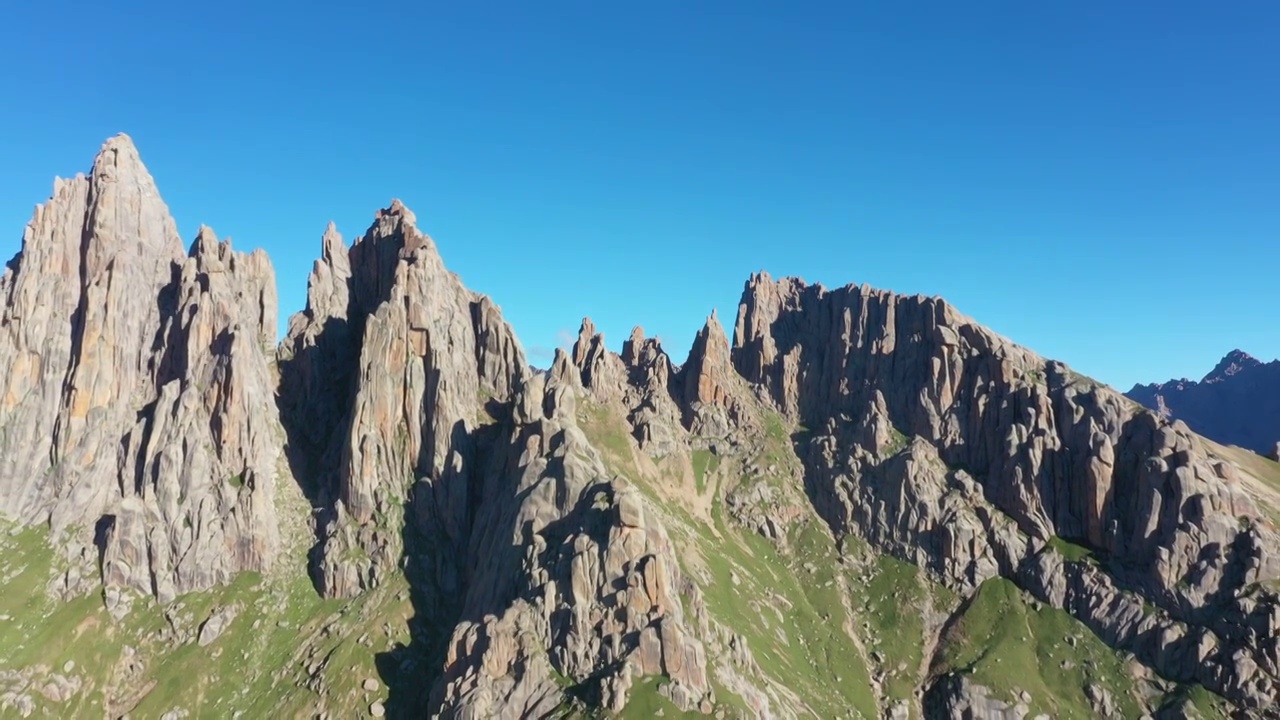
[
  {"xmin": 0, "ymin": 135, "xmax": 1277, "ymax": 719},
  {"xmin": 1127, "ymin": 350, "xmax": 1280, "ymax": 460}
]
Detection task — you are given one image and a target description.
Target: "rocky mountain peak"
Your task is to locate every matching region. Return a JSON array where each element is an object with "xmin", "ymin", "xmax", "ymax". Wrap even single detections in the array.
[
  {"xmin": 1203, "ymin": 348, "xmax": 1261, "ymax": 383},
  {"xmin": 280, "ymin": 196, "xmax": 529, "ymax": 599},
  {"xmin": 1127, "ymin": 349, "xmax": 1280, "ymax": 455},
  {"xmin": 93, "ymin": 133, "xmax": 145, "ymax": 177},
  {"xmin": 381, "ymin": 197, "xmax": 417, "ymax": 225},
  {"xmin": 0, "ymin": 135, "xmax": 282, "ymax": 616},
  {"xmin": 0, "ymin": 129, "xmax": 188, "ymax": 530},
  {"xmin": 683, "ymin": 309, "xmax": 732, "ymax": 410},
  {"xmin": 621, "ymin": 325, "xmax": 646, "ymax": 365},
  {"xmin": 571, "ymin": 317, "xmax": 627, "ymax": 400},
  {"xmin": 320, "ymin": 220, "xmax": 345, "ymax": 259},
  {"xmin": 573, "ymin": 316, "xmax": 598, "ymax": 367}
]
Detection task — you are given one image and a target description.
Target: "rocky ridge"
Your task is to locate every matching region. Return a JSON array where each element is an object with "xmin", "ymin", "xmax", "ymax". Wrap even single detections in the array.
[
  {"xmin": 732, "ymin": 273, "xmax": 1280, "ymax": 709},
  {"xmin": 0, "ymin": 136, "xmax": 1277, "ymax": 718}
]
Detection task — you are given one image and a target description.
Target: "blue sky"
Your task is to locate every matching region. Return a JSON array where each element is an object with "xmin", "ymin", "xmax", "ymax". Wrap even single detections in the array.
[{"xmin": 1, "ymin": 2, "xmax": 1277, "ymax": 389}]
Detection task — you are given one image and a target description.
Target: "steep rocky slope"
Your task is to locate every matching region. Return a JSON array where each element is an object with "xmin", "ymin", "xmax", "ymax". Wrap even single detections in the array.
[
  {"xmin": 1127, "ymin": 349, "xmax": 1280, "ymax": 458},
  {"xmin": 731, "ymin": 274, "xmax": 1280, "ymax": 711},
  {"xmin": 0, "ymin": 136, "xmax": 1277, "ymax": 719}
]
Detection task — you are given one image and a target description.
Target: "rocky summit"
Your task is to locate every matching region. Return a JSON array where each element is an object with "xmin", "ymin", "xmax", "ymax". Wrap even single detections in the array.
[
  {"xmin": 1127, "ymin": 350, "xmax": 1280, "ymax": 458},
  {"xmin": 0, "ymin": 136, "xmax": 1277, "ymax": 720}
]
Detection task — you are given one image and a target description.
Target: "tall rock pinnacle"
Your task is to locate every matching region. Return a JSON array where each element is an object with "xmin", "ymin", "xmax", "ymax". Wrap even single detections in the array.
[
  {"xmin": 683, "ymin": 309, "xmax": 732, "ymax": 410},
  {"xmin": 0, "ymin": 134, "xmax": 185, "ymax": 529},
  {"xmin": 0, "ymin": 134, "xmax": 282, "ymax": 611},
  {"xmin": 279, "ymin": 199, "xmax": 529, "ymax": 598}
]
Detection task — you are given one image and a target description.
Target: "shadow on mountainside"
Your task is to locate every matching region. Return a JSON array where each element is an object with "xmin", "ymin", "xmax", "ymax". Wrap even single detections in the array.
[
  {"xmin": 275, "ymin": 314, "xmax": 456, "ymax": 713},
  {"xmin": 374, "ymin": 416, "xmax": 510, "ymax": 716},
  {"xmin": 276, "ymin": 323, "xmax": 453, "ymax": 713},
  {"xmin": 374, "ymin": 479, "xmax": 446, "ymax": 716},
  {"xmin": 275, "ymin": 315, "xmax": 358, "ymax": 589}
]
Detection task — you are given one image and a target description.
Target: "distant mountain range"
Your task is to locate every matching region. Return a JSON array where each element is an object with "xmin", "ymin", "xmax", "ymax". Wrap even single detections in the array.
[{"xmin": 1127, "ymin": 349, "xmax": 1280, "ymax": 458}]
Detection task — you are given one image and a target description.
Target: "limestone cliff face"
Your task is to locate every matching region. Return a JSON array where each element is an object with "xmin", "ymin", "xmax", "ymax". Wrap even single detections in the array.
[
  {"xmin": 731, "ymin": 272, "xmax": 1280, "ymax": 709},
  {"xmin": 0, "ymin": 135, "xmax": 282, "ymax": 609}
]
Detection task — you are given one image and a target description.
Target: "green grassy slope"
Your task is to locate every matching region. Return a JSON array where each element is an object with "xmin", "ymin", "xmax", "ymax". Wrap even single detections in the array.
[
  {"xmin": 579, "ymin": 399, "xmax": 881, "ymax": 719},
  {"xmin": 0, "ymin": 519, "xmax": 420, "ymax": 718},
  {"xmin": 928, "ymin": 577, "xmax": 1235, "ymax": 719}
]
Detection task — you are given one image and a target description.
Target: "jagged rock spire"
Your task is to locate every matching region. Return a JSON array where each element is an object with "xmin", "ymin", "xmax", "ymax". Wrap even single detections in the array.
[
  {"xmin": 3, "ymin": 134, "xmax": 1278, "ymax": 716},
  {"xmin": 0, "ymin": 135, "xmax": 281, "ymax": 611},
  {"xmin": 280, "ymin": 197, "xmax": 529, "ymax": 599},
  {"xmin": 683, "ymin": 309, "xmax": 732, "ymax": 409},
  {"xmin": 0, "ymin": 132, "xmax": 185, "ymax": 527},
  {"xmin": 570, "ymin": 317, "xmax": 627, "ymax": 400}
]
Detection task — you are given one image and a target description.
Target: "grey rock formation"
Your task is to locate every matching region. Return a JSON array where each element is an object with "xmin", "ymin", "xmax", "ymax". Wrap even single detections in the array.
[
  {"xmin": 277, "ymin": 206, "xmax": 716, "ymax": 714},
  {"xmin": 731, "ymin": 272, "xmax": 1280, "ymax": 710},
  {"xmin": 103, "ymin": 227, "xmax": 282, "ymax": 613},
  {"xmin": 0, "ymin": 135, "xmax": 282, "ymax": 611},
  {"xmin": 570, "ymin": 320, "xmax": 688, "ymax": 456},
  {"xmin": 432, "ymin": 359, "xmax": 712, "ymax": 716},
  {"xmin": 924, "ymin": 674, "xmax": 1032, "ymax": 720},
  {"xmin": 0, "ymin": 134, "xmax": 185, "ymax": 529},
  {"xmin": 680, "ymin": 310, "xmax": 744, "ymax": 438},
  {"xmin": 197, "ymin": 603, "xmax": 241, "ymax": 647},
  {"xmin": 1127, "ymin": 349, "xmax": 1280, "ymax": 455},
  {"xmin": 279, "ymin": 200, "xmax": 528, "ymax": 599},
  {"xmin": 620, "ymin": 326, "xmax": 686, "ymax": 456}
]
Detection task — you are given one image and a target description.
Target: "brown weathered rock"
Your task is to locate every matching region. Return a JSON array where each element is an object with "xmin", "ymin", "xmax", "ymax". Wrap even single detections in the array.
[
  {"xmin": 680, "ymin": 310, "xmax": 739, "ymax": 436},
  {"xmin": 683, "ymin": 310, "xmax": 732, "ymax": 411}
]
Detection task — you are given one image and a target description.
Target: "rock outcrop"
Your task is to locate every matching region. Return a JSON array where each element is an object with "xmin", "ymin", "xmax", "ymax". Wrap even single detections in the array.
[
  {"xmin": 1128, "ymin": 349, "xmax": 1280, "ymax": 455},
  {"xmin": 102, "ymin": 227, "xmax": 281, "ymax": 613},
  {"xmin": 0, "ymin": 135, "xmax": 281, "ymax": 609},
  {"xmin": 0, "ymin": 134, "xmax": 185, "ymax": 529},
  {"xmin": 923, "ymin": 675, "xmax": 1032, "ymax": 720},
  {"xmin": 570, "ymin": 320, "xmax": 690, "ymax": 456}
]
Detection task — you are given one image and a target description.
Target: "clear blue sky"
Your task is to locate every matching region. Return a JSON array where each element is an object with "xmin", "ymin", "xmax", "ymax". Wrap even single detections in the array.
[{"xmin": 2, "ymin": 2, "xmax": 1277, "ymax": 390}]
